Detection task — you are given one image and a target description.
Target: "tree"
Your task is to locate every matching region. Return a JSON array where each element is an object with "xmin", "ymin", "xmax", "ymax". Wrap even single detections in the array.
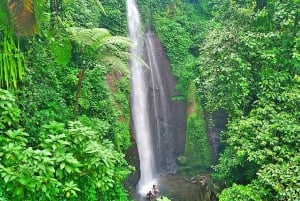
[
  {"xmin": 67, "ymin": 27, "xmax": 132, "ymax": 118},
  {"xmin": 196, "ymin": 0, "xmax": 300, "ymax": 200}
]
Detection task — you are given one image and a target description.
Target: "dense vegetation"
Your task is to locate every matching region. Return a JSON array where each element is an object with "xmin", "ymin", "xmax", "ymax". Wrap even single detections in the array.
[
  {"xmin": 0, "ymin": 0, "xmax": 133, "ymax": 200},
  {"xmin": 201, "ymin": 1, "xmax": 300, "ymax": 200},
  {"xmin": 1, "ymin": 0, "xmax": 299, "ymax": 201},
  {"xmin": 138, "ymin": 0, "xmax": 299, "ymax": 200}
]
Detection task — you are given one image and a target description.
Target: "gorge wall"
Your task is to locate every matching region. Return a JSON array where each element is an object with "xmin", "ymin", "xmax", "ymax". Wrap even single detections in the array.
[{"xmin": 145, "ymin": 30, "xmax": 187, "ymax": 175}]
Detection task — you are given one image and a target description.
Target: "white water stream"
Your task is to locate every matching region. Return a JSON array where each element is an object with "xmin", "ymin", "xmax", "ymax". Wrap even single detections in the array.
[{"xmin": 126, "ymin": 0, "xmax": 157, "ymax": 195}]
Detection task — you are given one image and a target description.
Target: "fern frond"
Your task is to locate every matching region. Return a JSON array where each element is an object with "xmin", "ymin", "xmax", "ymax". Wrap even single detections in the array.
[
  {"xmin": 100, "ymin": 36, "xmax": 132, "ymax": 47},
  {"xmin": 102, "ymin": 55, "xmax": 130, "ymax": 77},
  {"xmin": 67, "ymin": 26, "xmax": 148, "ymax": 75},
  {"xmin": 121, "ymin": 51, "xmax": 150, "ymax": 69},
  {"xmin": 91, "ymin": 0, "xmax": 106, "ymax": 14},
  {"xmin": 49, "ymin": 37, "xmax": 72, "ymax": 66},
  {"xmin": 68, "ymin": 27, "xmax": 111, "ymax": 47},
  {"xmin": 8, "ymin": 0, "xmax": 37, "ymax": 36},
  {"xmin": 0, "ymin": 1, "xmax": 9, "ymax": 31}
]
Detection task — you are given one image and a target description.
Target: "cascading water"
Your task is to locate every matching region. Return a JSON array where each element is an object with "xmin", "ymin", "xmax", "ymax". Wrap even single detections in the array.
[
  {"xmin": 127, "ymin": 0, "xmax": 187, "ymax": 198},
  {"xmin": 126, "ymin": 0, "xmax": 156, "ymax": 194},
  {"xmin": 145, "ymin": 31, "xmax": 178, "ymax": 174},
  {"xmin": 126, "ymin": 1, "xmax": 221, "ymax": 200}
]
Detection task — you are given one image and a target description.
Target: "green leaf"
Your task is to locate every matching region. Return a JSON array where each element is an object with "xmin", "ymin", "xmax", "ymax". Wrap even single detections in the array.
[
  {"xmin": 56, "ymin": 168, "xmax": 63, "ymax": 179},
  {"xmin": 65, "ymin": 165, "xmax": 72, "ymax": 173},
  {"xmin": 41, "ymin": 184, "xmax": 47, "ymax": 192}
]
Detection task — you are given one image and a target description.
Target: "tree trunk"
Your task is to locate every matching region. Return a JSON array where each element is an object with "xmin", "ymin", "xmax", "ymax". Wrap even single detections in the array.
[
  {"xmin": 50, "ymin": 0, "xmax": 62, "ymax": 29},
  {"xmin": 73, "ymin": 69, "xmax": 84, "ymax": 119}
]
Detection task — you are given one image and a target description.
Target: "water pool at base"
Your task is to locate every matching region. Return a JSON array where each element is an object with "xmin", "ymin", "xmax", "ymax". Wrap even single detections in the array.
[{"xmin": 130, "ymin": 175, "xmax": 215, "ymax": 201}]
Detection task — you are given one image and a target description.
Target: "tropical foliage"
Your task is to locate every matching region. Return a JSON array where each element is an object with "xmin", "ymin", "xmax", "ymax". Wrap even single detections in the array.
[
  {"xmin": 178, "ymin": 83, "xmax": 212, "ymax": 175},
  {"xmin": 67, "ymin": 27, "xmax": 131, "ymax": 117},
  {"xmin": 0, "ymin": 89, "xmax": 132, "ymax": 200},
  {"xmin": 1, "ymin": 0, "xmax": 299, "ymax": 200},
  {"xmin": 139, "ymin": 0, "xmax": 300, "ymax": 200},
  {"xmin": 195, "ymin": 0, "xmax": 300, "ymax": 200},
  {"xmin": 0, "ymin": 0, "xmax": 133, "ymax": 200}
]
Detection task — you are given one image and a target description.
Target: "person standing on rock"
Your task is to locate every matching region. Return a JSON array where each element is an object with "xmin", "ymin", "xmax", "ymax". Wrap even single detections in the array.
[
  {"xmin": 146, "ymin": 190, "xmax": 153, "ymax": 200},
  {"xmin": 152, "ymin": 184, "xmax": 159, "ymax": 196}
]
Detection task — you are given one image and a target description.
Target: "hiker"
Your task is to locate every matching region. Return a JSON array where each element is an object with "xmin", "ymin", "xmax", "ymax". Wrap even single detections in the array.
[
  {"xmin": 152, "ymin": 184, "xmax": 159, "ymax": 196},
  {"xmin": 146, "ymin": 190, "xmax": 153, "ymax": 200}
]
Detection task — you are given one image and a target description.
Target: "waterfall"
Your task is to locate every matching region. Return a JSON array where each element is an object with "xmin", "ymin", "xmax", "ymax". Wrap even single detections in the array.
[
  {"xmin": 126, "ymin": 0, "xmax": 156, "ymax": 194},
  {"xmin": 126, "ymin": 0, "xmax": 187, "ymax": 197}
]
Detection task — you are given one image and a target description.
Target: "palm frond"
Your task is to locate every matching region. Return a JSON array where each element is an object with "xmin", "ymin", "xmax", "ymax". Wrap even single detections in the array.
[{"xmin": 8, "ymin": 0, "xmax": 37, "ymax": 36}]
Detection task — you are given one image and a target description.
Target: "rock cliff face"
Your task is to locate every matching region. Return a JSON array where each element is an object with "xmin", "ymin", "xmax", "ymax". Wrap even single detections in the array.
[
  {"xmin": 204, "ymin": 110, "xmax": 227, "ymax": 164},
  {"xmin": 126, "ymin": 30, "xmax": 187, "ymax": 185},
  {"xmin": 144, "ymin": 30, "xmax": 187, "ymax": 175}
]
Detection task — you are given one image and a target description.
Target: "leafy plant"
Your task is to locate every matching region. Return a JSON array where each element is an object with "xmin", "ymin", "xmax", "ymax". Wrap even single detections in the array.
[
  {"xmin": 97, "ymin": 0, "xmax": 127, "ymax": 35},
  {"xmin": 218, "ymin": 183, "xmax": 263, "ymax": 201},
  {"xmin": 0, "ymin": 110, "xmax": 133, "ymax": 200},
  {"xmin": 63, "ymin": 0, "xmax": 105, "ymax": 29},
  {"xmin": 0, "ymin": 89, "xmax": 20, "ymax": 130},
  {"xmin": 157, "ymin": 196, "xmax": 172, "ymax": 201}
]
